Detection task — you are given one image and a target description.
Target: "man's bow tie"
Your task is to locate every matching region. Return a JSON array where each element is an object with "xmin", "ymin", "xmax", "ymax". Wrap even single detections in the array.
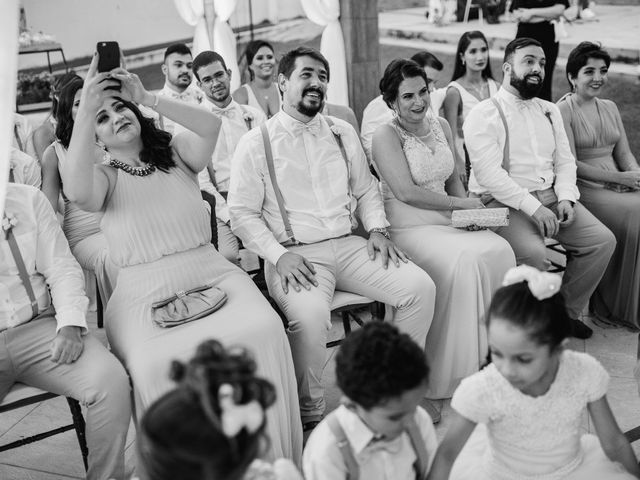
[{"xmin": 293, "ymin": 121, "xmax": 320, "ymax": 136}]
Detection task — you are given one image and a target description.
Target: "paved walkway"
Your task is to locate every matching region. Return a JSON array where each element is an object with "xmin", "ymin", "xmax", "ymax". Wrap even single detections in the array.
[{"xmin": 379, "ymin": 4, "xmax": 640, "ymax": 76}]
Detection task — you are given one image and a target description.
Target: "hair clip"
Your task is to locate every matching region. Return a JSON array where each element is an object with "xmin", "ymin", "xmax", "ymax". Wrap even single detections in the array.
[
  {"xmin": 218, "ymin": 384, "xmax": 264, "ymax": 437},
  {"xmin": 502, "ymin": 265, "xmax": 562, "ymax": 300}
]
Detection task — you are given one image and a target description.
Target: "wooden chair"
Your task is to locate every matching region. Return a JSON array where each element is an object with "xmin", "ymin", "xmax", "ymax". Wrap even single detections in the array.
[
  {"xmin": 0, "ymin": 383, "xmax": 88, "ymax": 470},
  {"xmin": 545, "ymin": 238, "xmax": 567, "ymax": 273}
]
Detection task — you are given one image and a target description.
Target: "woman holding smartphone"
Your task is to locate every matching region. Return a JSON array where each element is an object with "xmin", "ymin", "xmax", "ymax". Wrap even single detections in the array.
[
  {"xmin": 63, "ymin": 52, "xmax": 302, "ymax": 462},
  {"xmin": 558, "ymin": 42, "xmax": 640, "ymax": 330}
]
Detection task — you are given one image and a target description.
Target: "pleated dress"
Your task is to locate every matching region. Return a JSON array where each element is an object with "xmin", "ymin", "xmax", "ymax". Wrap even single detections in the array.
[{"xmin": 101, "ymin": 164, "xmax": 302, "ymax": 462}]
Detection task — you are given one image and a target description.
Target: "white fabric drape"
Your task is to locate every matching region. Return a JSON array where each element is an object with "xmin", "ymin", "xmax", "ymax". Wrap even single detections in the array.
[
  {"xmin": 173, "ymin": 0, "xmax": 210, "ymax": 55},
  {"xmin": 0, "ymin": 0, "xmax": 19, "ymax": 213},
  {"xmin": 300, "ymin": 0, "xmax": 348, "ymax": 106},
  {"xmin": 212, "ymin": 0, "xmax": 240, "ymax": 91}
]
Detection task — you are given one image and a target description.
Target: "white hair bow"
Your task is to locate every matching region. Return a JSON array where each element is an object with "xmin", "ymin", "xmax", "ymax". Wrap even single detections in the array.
[
  {"xmin": 218, "ymin": 384, "xmax": 264, "ymax": 437},
  {"xmin": 502, "ymin": 265, "xmax": 562, "ymax": 300}
]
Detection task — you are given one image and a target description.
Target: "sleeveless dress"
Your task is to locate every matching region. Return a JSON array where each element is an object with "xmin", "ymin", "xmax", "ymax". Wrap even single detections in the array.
[
  {"xmin": 447, "ymin": 79, "xmax": 499, "ymax": 163},
  {"xmin": 379, "ymin": 114, "xmax": 515, "ymax": 398},
  {"xmin": 101, "ymin": 165, "xmax": 302, "ymax": 462},
  {"xmin": 449, "ymin": 350, "xmax": 635, "ymax": 480},
  {"xmin": 558, "ymin": 94, "xmax": 640, "ymax": 330},
  {"xmin": 241, "ymin": 83, "xmax": 282, "ymax": 118},
  {"xmin": 54, "ymin": 141, "xmax": 116, "ymax": 302}
]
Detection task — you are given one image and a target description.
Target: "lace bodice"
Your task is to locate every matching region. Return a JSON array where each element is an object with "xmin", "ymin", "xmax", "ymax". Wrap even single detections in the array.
[
  {"xmin": 385, "ymin": 114, "xmax": 454, "ymax": 197},
  {"xmin": 451, "ymin": 350, "xmax": 609, "ymax": 479}
]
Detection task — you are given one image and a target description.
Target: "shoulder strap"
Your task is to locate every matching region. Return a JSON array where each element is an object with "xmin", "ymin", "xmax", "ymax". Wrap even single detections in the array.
[
  {"xmin": 490, "ymin": 98, "xmax": 510, "ymax": 172},
  {"xmin": 13, "ymin": 124, "xmax": 24, "ymax": 153},
  {"xmin": 5, "ymin": 222, "xmax": 39, "ymax": 319},
  {"xmin": 406, "ymin": 418, "xmax": 430, "ymax": 480},
  {"xmin": 260, "ymin": 124, "xmax": 296, "ymax": 243},
  {"xmin": 324, "ymin": 116, "xmax": 349, "ymax": 168},
  {"xmin": 326, "ymin": 413, "xmax": 359, "ymax": 480}
]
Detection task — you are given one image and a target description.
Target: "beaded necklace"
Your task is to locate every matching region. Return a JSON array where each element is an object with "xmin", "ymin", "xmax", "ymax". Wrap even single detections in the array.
[{"xmin": 109, "ymin": 158, "xmax": 156, "ymax": 176}]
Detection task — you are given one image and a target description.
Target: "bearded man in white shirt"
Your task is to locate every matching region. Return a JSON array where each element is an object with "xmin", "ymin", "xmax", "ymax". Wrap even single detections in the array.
[
  {"xmin": 155, "ymin": 43, "xmax": 203, "ymax": 134},
  {"xmin": 1, "ymin": 184, "xmax": 131, "ymax": 479},
  {"xmin": 228, "ymin": 47, "xmax": 436, "ymax": 430},
  {"xmin": 464, "ymin": 37, "xmax": 616, "ymax": 339},
  {"xmin": 192, "ymin": 50, "xmax": 267, "ymax": 264}
]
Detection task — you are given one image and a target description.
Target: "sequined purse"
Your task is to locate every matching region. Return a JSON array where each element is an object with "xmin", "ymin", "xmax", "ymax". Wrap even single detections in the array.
[
  {"xmin": 151, "ymin": 284, "xmax": 227, "ymax": 328},
  {"xmin": 451, "ymin": 207, "xmax": 510, "ymax": 229}
]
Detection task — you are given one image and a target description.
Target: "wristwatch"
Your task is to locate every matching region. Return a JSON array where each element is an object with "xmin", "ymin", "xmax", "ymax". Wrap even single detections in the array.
[{"xmin": 369, "ymin": 227, "xmax": 390, "ymax": 240}]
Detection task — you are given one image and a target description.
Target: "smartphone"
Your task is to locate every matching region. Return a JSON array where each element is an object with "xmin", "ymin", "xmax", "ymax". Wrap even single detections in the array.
[{"xmin": 97, "ymin": 41, "xmax": 120, "ymax": 72}]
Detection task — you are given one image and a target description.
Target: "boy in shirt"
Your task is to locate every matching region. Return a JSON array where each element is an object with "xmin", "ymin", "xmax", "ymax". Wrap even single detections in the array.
[{"xmin": 303, "ymin": 322, "xmax": 437, "ymax": 480}]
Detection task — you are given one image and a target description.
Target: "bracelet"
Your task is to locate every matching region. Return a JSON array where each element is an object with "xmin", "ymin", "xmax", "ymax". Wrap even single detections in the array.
[{"xmin": 369, "ymin": 227, "xmax": 390, "ymax": 240}]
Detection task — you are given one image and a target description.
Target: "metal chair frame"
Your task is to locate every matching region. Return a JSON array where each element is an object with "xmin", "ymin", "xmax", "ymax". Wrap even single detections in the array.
[{"xmin": 0, "ymin": 385, "xmax": 88, "ymax": 470}]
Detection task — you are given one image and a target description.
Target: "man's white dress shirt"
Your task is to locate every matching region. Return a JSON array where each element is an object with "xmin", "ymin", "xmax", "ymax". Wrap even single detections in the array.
[
  {"xmin": 303, "ymin": 404, "xmax": 437, "ymax": 480},
  {"xmin": 154, "ymin": 83, "xmax": 203, "ymax": 134},
  {"xmin": 10, "ymin": 147, "xmax": 41, "ymax": 188},
  {"xmin": 360, "ymin": 91, "xmax": 446, "ymax": 164},
  {"xmin": 464, "ymin": 88, "xmax": 579, "ymax": 216},
  {"xmin": 1, "ymin": 184, "xmax": 88, "ymax": 332},
  {"xmin": 198, "ymin": 98, "xmax": 266, "ymax": 223},
  {"xmin": 228, "ymin": 111, "xmax": 389, "ymax": 266}
]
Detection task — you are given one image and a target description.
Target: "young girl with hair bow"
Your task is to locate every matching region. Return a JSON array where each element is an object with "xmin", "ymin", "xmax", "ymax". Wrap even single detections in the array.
[{"xmin": 427, "ymin": 265, "xmax": 640, "ymax": 480}]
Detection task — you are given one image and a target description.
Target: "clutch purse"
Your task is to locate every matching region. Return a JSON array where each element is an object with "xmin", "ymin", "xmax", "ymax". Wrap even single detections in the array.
[
  {"xmin": 151, "ymin": 284, "xmax": 227, "ymax": 328},
  {"xmin": 451, "ymin": 207, "xmax": 509, "ymax": 229}
]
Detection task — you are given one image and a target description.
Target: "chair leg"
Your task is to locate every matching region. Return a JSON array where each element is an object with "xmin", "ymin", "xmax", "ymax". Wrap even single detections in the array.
[
  {"xmin": 67, "ymin": 397, "xmax": 89, "ymax": 472},
  {"xmin": 342, "ymin": 312, "xmax": 352, "ymax": 336},
  {"xmin": 96, "ymin": 279, "xmax": 104, "ymax": 329}
]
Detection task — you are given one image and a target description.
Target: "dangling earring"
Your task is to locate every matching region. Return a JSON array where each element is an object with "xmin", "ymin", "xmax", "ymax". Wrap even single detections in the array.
[
  {"xmin": 96, "ymin": 141, "xmax": 111, "ymax": 163},
  {"xmin": 461, "ymin": 58, "xmax": 466, "ymax": 66}
]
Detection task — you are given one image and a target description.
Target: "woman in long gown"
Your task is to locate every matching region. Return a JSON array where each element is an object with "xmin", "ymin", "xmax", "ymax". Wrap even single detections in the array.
[
  {"xmin": 558, "ymin": 42, "xmax": 640, "ymax": 330},
  {"xmin": 41, "ymin": 78, "xmax": 117, "ymax": 304},
  {"xmin": 64, "ymin": 55, "xmax": 302, "ymax": 462},
  {"xmin": 372, "ymin": 59, "xmax": 516, "ymax": 399}
]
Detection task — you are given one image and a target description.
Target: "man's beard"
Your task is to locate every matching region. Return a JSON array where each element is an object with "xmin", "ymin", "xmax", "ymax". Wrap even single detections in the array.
[
  {"xmin": 296, "ymin": 87, "xmax": 325, "ymax": 117},
  {"xmin": 510, "ymin": 72, "xmax": 543, "ymax": 99}
]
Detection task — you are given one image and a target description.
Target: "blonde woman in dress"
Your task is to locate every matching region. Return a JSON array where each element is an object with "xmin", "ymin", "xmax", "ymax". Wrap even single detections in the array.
[{"xmin": 372, "ymin": 59, "xmax": 515, "ymax": 400}]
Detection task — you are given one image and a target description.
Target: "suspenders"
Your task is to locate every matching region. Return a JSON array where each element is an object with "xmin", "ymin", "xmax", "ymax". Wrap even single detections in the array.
[
  {"xmin": 325, "ymin": 410, "xmax": 430, "ymax": 480},
  {"xmin": 259, "ymin": 116, "xmax": 352, "ymax": 245},
  {"xmin": 5, "ymin": 220, "xmax": 39, "ymax": 319}
]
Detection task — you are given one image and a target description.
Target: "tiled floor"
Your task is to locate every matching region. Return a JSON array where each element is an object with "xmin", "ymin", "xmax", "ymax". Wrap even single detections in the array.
[{"xmin": 1, "ymin": 305, "xmax": 640, "ymax": 478}]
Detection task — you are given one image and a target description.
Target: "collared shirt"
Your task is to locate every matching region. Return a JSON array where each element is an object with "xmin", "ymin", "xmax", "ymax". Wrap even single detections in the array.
[
  {"xmin": 154, "ymin": 83, "xmax": 203, "ymax": 134},
  {"xmin": 464, "ymin": 88, "xmax": 579, "ymax": 216},
  {"xmin": 198, "ymin": 98, "xmax": 266, "ymax": 224},
  {"xmin": 360, "ymin": 91, "xmax": 446, "ymax": 164},
  {"xmin": 303, "ymin": 404, "xmax": 438, "ymax": 480},
  {"xmin": 1, "ymin": 184, "xmax": 88, "ymax": 333},
  {"xmin": 228, "ymin": 111, "xmax": 389, "ymax": 266},
  {"xmin": 10, "ymin": 147, "xmax": 41, "ymax": 188}
]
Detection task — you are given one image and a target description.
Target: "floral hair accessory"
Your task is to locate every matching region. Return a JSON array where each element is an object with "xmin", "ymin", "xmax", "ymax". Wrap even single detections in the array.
[
  {"xmin": 502, "ymin": 265, "xmax": 562, "ymax": 301},
  {"xmin": 2, "ymin": 213, "xmax": 18, "ymax": 237},
  {"xmin": 329, "ymin": 123, "xmax": 344, "ymax": 137},
  {"xmin": 218, "ymin": 383, "xmax": 264, "ymax": 437}
]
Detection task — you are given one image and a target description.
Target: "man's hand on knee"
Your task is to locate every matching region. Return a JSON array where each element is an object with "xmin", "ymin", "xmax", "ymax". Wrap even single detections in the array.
[
  {"xmin": 533, "ymin": 205, "xmax": 559, "ymax": 238},
  {"xmin": 556, "ymin": 200, "xmax": 576, "ymax": 227},
  {"xmin": 50, "ymin": 326, "xmax": 84, "ymax": 364},
  {"xmin": 367, "ymin": 231, "xmax": 409, "ymax": 269},
  {"xmin": 276, "ymin": 252, "xmax": 318, "ymax": 294}
]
